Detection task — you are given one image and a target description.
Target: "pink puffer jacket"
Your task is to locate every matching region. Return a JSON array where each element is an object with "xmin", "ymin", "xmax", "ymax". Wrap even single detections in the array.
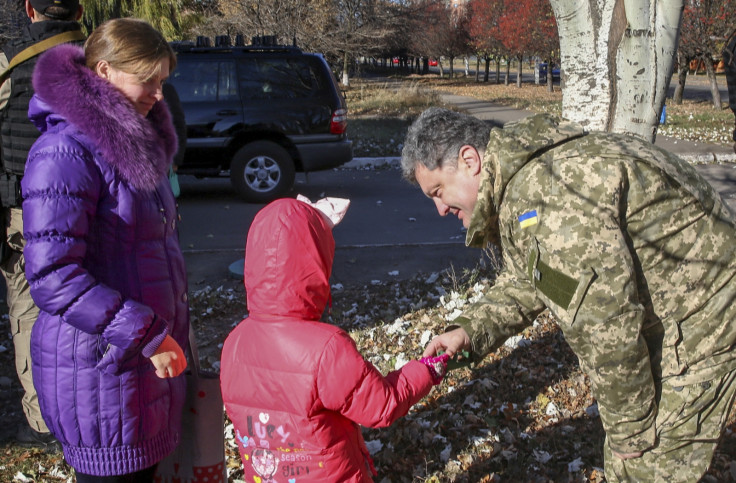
[{"xmin": 220, "ymin": 198, "xmax": 434, "ymax": 482}]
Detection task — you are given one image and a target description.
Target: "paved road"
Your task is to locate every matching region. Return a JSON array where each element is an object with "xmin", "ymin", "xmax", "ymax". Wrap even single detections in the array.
[{"xmin": 178, "ymin": 170, "xmax": 487, "ymax": 288}]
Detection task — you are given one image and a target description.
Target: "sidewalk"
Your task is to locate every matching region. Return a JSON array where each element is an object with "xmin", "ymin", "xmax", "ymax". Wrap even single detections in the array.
[
  {"xmin": 347, "ymin": 92, "xmax": 736, "ymax": 212},
  {"xmin": 437, "ymin": 92, "xmax": 736, "ymax": 165}
]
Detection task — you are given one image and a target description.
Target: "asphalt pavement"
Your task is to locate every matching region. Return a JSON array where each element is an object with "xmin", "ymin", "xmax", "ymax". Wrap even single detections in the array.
[{"xmin": 177, "ymin": 169, "xmax": 487, "ymax": 289}]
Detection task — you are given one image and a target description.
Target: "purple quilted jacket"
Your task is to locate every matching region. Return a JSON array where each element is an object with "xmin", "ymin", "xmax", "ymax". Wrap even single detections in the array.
[{"xmin": 22, "ymin": 44, "xmax": 189, "ymax": 476}]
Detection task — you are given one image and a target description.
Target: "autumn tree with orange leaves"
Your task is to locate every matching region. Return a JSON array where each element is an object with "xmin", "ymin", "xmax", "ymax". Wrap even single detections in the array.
[
  {"xmin": 497, "ymin": 0, "xmax": 537, "ymax": 87},
  {"xmin": 675, "ymin": 0, "xmax": 736, "ymax": 108},
  {"xmin": 468, "ymin": 0, "xmax": 506, "ymax": 83}
]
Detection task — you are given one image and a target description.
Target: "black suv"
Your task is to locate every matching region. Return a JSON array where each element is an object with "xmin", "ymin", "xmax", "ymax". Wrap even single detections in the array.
[{"xmin": 168, "ymin": 36, "xmax": 352, "ymax": 202}]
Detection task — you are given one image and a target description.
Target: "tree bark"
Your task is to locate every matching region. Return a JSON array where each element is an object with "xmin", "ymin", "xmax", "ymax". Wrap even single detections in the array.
[
  {"xmin": 703, "ymin": 58, "xmax": 722, "ymax": 109},
  {"xmin": 549, "ymin": 0, "xmax": 684, "ymax": 141},
  {"xmin": 672, "ymin": 51, "xmax": 689, "ymax": 105},
  {"xmin": 342, "ymin": 51, "xmax": 350, "ymax": 87},
  {"xmin": 516, "ymin": 56, "xmax": 523, "ymax": 88}
]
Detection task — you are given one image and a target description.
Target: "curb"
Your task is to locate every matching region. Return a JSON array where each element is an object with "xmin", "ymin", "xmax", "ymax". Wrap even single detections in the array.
[
  {"xmin": 342, "ymin": 157, "xmax": 401, "ymax": 169},
  {"xmin": 678, "ymin": 152, "xmax": 736, "ymax": 164}
]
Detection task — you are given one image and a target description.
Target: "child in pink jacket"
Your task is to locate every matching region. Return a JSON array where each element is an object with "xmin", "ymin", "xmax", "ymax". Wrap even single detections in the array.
[{"xmin": 220, "ymin": 197, "xmax": 448, "ymax": 482}]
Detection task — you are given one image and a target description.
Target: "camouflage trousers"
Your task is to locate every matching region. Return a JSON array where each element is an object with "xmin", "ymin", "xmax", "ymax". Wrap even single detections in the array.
[
  {"xmin": 0, "ymin": 207, "xmax": 47, "ymax": 432},
  {"xmin": 604, "ymin": 369, "xmax": 736, "ymax": 482}
]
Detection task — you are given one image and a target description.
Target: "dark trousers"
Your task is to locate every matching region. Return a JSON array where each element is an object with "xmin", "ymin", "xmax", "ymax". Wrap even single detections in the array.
[{"xmin": 75, "ymin": 465, "xmax": 157, "ymax": 483}]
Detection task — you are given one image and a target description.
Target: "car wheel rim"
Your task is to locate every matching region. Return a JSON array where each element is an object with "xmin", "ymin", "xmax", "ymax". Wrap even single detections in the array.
[{"xmin": 243, "ymin": 155, "xmax": 281, "ymax": 192}]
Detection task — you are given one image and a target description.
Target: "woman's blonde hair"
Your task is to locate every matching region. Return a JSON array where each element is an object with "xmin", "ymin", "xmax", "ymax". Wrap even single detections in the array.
[{"xmin": 85, "ymin": 18, "xmax": 176, "ymax": 81}]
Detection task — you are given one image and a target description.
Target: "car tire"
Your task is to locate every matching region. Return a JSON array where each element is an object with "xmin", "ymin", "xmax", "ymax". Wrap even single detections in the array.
[{"xmin": 230, "ymin": 141, "xmax": 296, "ymax": 203}]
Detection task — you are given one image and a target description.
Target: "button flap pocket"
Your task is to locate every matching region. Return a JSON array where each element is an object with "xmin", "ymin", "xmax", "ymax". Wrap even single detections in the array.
[{"xmin": 527, "ymin": 239, "xmax": 596, "ymax": 324}]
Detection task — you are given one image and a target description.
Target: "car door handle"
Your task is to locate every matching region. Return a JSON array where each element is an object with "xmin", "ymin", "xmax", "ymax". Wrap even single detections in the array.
[{"xmin": 216, "ymin": 109, "xmax": 238, "ymax": 116}]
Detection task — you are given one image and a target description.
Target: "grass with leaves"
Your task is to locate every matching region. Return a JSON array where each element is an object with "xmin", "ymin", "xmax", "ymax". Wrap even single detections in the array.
[{"xmin": 346, "ymin": 74, "xmax": 734, "ymax": 158}]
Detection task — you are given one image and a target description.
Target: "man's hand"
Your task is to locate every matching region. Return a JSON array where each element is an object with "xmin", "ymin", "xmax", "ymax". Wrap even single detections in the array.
[
  {"xmin": 612, "ymin": 450, "xmax": 643, "ymax": 460},
  {"xmin": 150, "ymin": 335, "xmax": 187, "ymax": 379},
  {"xmin": 422, "ymin": 327, "xmax": 471, "ymax": 358}
]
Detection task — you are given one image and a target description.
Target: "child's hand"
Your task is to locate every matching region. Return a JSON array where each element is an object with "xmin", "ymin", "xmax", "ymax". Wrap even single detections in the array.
[{"xmin": 419, "ymin": 353, "xmax": 451, "ymax": 385}]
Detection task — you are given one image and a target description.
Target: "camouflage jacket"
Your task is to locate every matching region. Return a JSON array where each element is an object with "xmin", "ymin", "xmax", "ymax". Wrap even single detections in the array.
[{"xmin": 454, "ymin": 114, "xmax": 736, "ymax": 454}]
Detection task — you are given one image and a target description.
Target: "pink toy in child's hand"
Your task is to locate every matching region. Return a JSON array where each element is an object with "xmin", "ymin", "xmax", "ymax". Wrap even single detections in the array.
[{"xmin": 419, "ymin": 353, "xmax": 450, "ymax": 385}]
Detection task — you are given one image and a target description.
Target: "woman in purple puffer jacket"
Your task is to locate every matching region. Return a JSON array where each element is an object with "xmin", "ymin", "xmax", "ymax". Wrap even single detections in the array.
[{"xmin": 22, "ymin": 18, "xmax": 188, "ymax": 482}]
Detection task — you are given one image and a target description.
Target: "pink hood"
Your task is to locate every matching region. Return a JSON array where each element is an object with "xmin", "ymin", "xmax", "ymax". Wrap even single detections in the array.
[{"xmin": 244, "ymin": 198, "xmax": 334, "ymax": 319}]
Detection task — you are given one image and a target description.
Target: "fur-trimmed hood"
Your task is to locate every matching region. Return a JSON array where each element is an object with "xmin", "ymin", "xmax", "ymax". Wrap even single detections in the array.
[{"xmin": 29, "ymin": 44, "xmax": 177, "ymax": 191}]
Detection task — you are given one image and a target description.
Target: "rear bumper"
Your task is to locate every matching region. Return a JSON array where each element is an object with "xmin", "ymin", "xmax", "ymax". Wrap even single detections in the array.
[{"xmin": 296, "ymin": 138, "xmax": 353, "ymax": 172}]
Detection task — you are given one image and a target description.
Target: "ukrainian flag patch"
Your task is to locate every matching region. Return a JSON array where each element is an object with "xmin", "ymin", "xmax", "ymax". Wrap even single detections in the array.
[{"xmin": 518, "ymin": 210, "xmax": 538, "ymax": 229}]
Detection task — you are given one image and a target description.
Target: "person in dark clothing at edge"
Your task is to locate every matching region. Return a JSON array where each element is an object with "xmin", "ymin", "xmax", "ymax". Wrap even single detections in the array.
[
  {"xmin": 724, "ymin": 29, "xmax": 736, "ymax": 154},
  {"xmin": 161, "ymin": 83, "xmax": 186, "ymax": 198},
  {"xmin": 0, "ymin": 0, "xmax": 84, "ymax": 450},
  {"xmin": 162, "ymin": 83, "xmax": 186, "ymax": 170}
]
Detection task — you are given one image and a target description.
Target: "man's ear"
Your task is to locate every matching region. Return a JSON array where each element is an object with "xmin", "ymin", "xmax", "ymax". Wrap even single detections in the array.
[
  {"xmin": 458, "ymin": 145, "xmax": 482, "ymax": 176},
  {"xmin": 25, "ymin": 0, "xmax": 36, "ymax": 20}
]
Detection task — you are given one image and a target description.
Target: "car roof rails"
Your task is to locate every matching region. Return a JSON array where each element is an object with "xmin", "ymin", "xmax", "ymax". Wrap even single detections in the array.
[
  {"xmin": 172, "ymin": 34, "xmax": 303, "ymax": 54},
  {"xmin": 215, "ymin": 35, "xmax": 231, "ymax": 47},
  {"xmin": 251, "ymin": 35, "xmax": 278, "ymax": 46},
  {"xmin": 170, "ymin": 40, "xmax": 195, "ymax": 50}
]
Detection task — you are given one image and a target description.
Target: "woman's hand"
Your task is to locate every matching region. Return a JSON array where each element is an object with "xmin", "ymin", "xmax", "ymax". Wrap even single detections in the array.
[{"xmin": 150, "ymin": 335, "xmax": 187, "ymax": 378}]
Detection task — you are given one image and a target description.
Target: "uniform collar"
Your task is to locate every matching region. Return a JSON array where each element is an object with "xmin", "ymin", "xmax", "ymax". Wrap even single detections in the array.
[{"xmin": 465, "ymin": 149, "xmax": 500, "ymax": 248}]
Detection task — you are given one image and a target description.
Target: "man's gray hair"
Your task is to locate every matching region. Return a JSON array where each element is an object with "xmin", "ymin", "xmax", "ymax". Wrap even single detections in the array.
[{"xmin": 400, "ymin": 107, "xmax": 491, "ymax": 183}]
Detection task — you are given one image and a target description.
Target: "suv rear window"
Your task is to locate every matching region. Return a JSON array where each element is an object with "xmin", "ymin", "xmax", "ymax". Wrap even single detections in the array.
[{"xmin": 238, "ymin": 58, "xmax": 325, "ymax": 100}]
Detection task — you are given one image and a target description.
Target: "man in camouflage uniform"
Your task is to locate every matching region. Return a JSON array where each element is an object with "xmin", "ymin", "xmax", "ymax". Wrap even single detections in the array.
[
  {"xmin": 0, "ymin": 0, "xmax": 83, "ymax": 449},
  {"xmin": 724, "ymin": 29, "xmax": 736, "ymax": 153},
  {"xmin": 402, "ymin": 108, "xmax": 736, "ymax": 482}
]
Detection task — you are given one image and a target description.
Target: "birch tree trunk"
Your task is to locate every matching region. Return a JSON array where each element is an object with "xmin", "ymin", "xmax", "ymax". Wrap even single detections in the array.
[
  {"xmin": 342, "ymin": 52, "xmax": 350, "ymax": 87},
  {"xmin": 549, "ymin": 0, "xmax": 684, "ymax": 142}
]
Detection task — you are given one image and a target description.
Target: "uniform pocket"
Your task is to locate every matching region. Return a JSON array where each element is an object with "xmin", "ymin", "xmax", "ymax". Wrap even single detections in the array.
[
  {"xmin": 661, "ymin": 317, "xmax": 687, "ymax": 378},
  {"xmin": 527, "ymin": 238, "xmax": 596, "ymax": 325}
]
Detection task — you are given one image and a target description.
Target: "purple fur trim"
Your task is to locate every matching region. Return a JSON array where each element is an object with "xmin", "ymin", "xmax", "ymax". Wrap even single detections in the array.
[{"xmin": 31, "ymin": 44, "xmax": 177, "ymax": 191}]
